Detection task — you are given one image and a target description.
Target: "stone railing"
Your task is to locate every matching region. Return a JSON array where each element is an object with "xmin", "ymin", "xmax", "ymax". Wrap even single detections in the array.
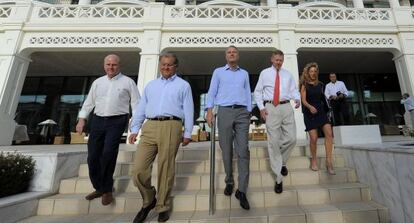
[
  {"xmin": 32, "ymin": 5, "xmax": 144, "ymax": 19},
  {"xmin": 36, "ymin": 0, "xmax": 73, "ymax": 4},
  {"xmin": 0, "ymin": 3, "xmax": 408, "ymax": 27},
  {"xmin": 297, "ymin": 7, "xmax": 391, "ymax": 21},
  {"xmin": 0, "ymin": 6, "xmax": 12, "ymax": 18},
  {"xmin": 167, "ymin": 6, "xmax": 273, "ymax": 20}
]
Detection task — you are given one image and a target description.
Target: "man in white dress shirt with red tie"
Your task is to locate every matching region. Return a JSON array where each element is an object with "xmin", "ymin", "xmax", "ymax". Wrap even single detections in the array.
[
  {"xmin": 76, "ymin": 54, "xmax": 140, "ymax": 205},
  {"xmin": 254, "ymin": 50, "xmax": 300, "ymax": 194}
]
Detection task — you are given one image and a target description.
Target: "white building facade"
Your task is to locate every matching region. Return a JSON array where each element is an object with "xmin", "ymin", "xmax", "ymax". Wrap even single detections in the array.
[{"xmin": 0, "ymin": 0, "xmax": 414, "ymax": 145}]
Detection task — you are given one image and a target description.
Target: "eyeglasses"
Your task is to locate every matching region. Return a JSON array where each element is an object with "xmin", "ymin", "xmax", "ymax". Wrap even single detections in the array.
[{"xmin": 161, "ymin": 64, "xmax": 176, "ymax": 67}]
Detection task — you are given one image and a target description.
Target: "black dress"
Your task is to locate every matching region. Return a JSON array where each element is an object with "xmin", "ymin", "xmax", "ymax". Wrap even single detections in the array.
[{"xmin": 302, "ymin": 82, "xmax": 330, "ymax": 131}]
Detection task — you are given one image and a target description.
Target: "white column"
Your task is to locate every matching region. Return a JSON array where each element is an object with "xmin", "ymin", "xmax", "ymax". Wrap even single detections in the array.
[
  {"xmin": 128, "ymin": 26, "xmax": 162, "ymax": 144},
  {"xmin": 389, "ymin": 0, "xmax": 400, "ymax": 8},
  {"xmin": 352, "ymin": 0, "xmax": 365, "ymax": 8},
  {"xmin": 0, "ymin": 55, "xmax": 31, "ymax": 146},
  {"xmin": 394, "ymin": 31, "xmax": 414, "ymax": 127},
  {"xmin": 175, "ymin": 0, "xmax": 186, "ymax": 6},
  {"xmin": 278, "ymin": 30, "xmax": 306, "ymax": 141},
  {"xmin": 394, "ymin": 53, "xmax": 414, "ymax": 127},
  {"xmin": 267, "ymin": 0, "xmax": 277, "ymax": 6},
  {"xmin": 78, "ymin": 0, "xmax": 92, "ymax": 5},
  {"xmin": 137, "ymin": 53, "xmax": 160, "ymax": 93},
  {"xmin": 136, "ymin": 29, "xmax": 162, "ymax": 92}
]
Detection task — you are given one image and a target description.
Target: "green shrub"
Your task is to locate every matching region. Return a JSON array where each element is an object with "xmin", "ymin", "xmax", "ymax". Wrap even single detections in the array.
[{"xmin": 0, "ymin": 152, "xmax": 35, "ymax": 198}]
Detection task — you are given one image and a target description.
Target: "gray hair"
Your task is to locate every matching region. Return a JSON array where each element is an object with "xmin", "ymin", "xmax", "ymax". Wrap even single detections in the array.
[{"xmin": 159, "ymin": 52, "xmax": 179, "ymax": 67}]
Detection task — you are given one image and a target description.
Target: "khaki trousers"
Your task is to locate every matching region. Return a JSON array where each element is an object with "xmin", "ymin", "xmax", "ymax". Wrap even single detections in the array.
[
  {"xmin": 132, "ymin": 120, "xmax": 182, "ymax": 212},
  {"xmin": 265, "ymin": 103, "xmax": 296, "ymax": 183}
]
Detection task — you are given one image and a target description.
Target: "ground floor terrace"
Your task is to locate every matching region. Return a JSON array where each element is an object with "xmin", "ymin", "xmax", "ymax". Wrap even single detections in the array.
[{"xmin": 10, "ymin": 49, "xmax": 406, "ymax": 145}]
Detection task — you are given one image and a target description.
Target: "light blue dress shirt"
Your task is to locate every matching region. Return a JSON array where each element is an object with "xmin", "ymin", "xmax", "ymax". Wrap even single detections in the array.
[
  {"xmin": 206, "ymin": 64, "xmax": 252, "ymax": 112},
  {"xmin": 401, "ymin": 97, "xmax": 414, "ymax": 111},
  {"xmin": 130, "ymin": 74, "xmax": 194, "ymax": 139}
]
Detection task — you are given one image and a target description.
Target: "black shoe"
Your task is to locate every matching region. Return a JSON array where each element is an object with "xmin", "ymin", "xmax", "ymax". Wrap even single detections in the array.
[
  {"xmin": 133, "ymin": 198, "xmax": 157, "ymax": 223},
  {"xmin": 224, "ymin": 184, "xmax": 234, "ymax": 196},
  {"xmin": 281, "ymin": 166, "xmax": 288, "ymax": 176},
  {"xmin": 274, "ymin": 181, "xmax": 283, "ymax": 194},
  {"xmin": 158, "ymin": 211, "xmax": 170, "ymax": 222},
  {"xmin": 235, "ymin": 190, "xmax": 250, "ymax": 210}
]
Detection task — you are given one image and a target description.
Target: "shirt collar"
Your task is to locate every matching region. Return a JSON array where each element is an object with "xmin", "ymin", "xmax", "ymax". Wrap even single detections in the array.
[
  {"xmin": 225, "ymin": 64, "xmax": 240, "ymax": 71},
  {"xmin": 106, "ymin": 73, "xmax": 122, "ymax": 80},
  {"xmin": 271, "ymin": 66, "xmax": 282, "ymax": 73},
  {"xmin": 160, "ymin": 74, "xmax": 177, "ymax": 81}
]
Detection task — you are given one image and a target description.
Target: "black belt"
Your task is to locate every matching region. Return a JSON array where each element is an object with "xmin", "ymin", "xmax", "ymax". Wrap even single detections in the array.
[
  {"xmin": 94, "ymin": 114, "xmax": 128, "ymax": 119},
  {"xmin": 264, "ymin": 100, "xmax": 290, "ymax": 106},
  {"xmin": 148, "ymin": 116, "xmax": 182, "ymax": 121},
  {"xmin": 221, "ymin": 105, "xmax": 247, "ymax": 109}
]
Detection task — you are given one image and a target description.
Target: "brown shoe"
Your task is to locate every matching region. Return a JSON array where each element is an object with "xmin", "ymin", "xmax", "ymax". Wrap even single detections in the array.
[
  {"xmin": 101, "ymin": 192, "xmax": 113, "ymax": 205},
  {"xmin": 85, "ymin": 191, "xmax": 103, "ymax": 201}
]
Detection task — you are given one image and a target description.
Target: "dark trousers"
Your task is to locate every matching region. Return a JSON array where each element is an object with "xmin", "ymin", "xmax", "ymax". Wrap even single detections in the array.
[
  {"xmin": 331, "ymin": 99, "xmax": 349, "ymax": 126},
  {"xmin": 87, "ymin": 114, "xmax": 128, "ymax": 193}
]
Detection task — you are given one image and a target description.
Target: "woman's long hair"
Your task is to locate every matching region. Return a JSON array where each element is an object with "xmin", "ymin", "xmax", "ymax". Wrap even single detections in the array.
[{"xmin": 299, "ymin": 62, "xmax": 319, "ymax": 89}]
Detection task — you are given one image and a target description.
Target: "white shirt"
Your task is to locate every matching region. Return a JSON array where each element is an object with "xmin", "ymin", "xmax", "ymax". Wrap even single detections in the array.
[
  {"xmin": 254, "ymin": 66, "xmax": 300, "ymax": 110},
  {"xmin": 78, "ymin": 73, "xmax": 140, "ymax": 118},
  {"xmin": 401, "ymin": 97, "xmax": 414, "ymax": 111},
  {"xmin": 325, "ymin": 81, "xmax": 348, "ymax": 99}
]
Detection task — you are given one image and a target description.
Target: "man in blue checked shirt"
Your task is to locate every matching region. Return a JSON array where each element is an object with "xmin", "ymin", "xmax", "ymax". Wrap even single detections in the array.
[
  {"xmin": 128, "ymin": 52, "xmax": 194, "ymax": 223},
  {"xmin": 206, "ymin": 45, "xmax": 252, "ymax": 210}
]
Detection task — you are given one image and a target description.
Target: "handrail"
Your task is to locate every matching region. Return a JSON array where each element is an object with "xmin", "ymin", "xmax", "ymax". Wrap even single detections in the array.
[{"xmin": 209, "ymin": 111, "xmax": 217, "ymax": 215}]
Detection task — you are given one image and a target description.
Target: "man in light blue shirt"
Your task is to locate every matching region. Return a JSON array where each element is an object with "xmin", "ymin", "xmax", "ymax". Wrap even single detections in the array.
[
  {"xmin": 128, "ymin": 53, "xmax": 194, "ymax": 223},
  {"xmin": 401, "ymin": 93, "xmax": 414, "ymax": 128},
  {"xmin": 206, "ymin": 45, "xmax": 251, "ymax": 210}
]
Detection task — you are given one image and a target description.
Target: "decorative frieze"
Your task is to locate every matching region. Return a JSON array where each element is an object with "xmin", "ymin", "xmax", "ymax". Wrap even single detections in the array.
[
  {"xmin": 297, "ymin": 8, "xmax": 391, "ymax": 21},
  {"xmin": 0, "ymin": 7, "xmax": 11, "ymax": 18},
  {"xmin": 169, "ymin": 36, "xmax": 273, "ymax": 45},
  {"xmin": 299, "ymin": 37, "xmax": 394, "ymax": 46},
  {"xmin": 36, "ymin": 6, "xmax": 144, "ymax": 19},
  {"xmin": 29, "ymin": 36, "xmax": 139, "ymax": 45},
  {"xmin": 169, "ymin": 6, "xmax": 272, "ymax": 19}
]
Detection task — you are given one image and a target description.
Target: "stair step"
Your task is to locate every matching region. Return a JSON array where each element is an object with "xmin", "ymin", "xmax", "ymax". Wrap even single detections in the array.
[
  {"xmin": 79, "ymin": 155, "xmax": 346, "ymax": 177},
  {"xmin": 62, "ymin": 168, "xmax": 357, "ymax": 194},
  {"xmin": 41, "ymin": 183, "xmax": 371, "ymax": 215},
  {"xmin": 25, "ymin": 201, "xmax": 387, "ymax": 223},
  {"xmin": 116, "ymin": 145, "xmax": 316, "ymax": 163}
]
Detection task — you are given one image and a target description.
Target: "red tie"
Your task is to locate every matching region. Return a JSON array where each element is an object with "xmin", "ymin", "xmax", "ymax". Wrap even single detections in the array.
[{"xmin": 273, "ymin": 70, "xmax": 280, "ymax": 106}]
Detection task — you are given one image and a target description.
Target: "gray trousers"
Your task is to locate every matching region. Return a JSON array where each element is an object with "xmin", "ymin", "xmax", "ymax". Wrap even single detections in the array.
[
  {"xmin": 217, "ymin": 106, "xmax": 250, "ymax": 193},
  {"xmin": 265, "ymin": 103, "xmax": 296, "ymax": 183}
]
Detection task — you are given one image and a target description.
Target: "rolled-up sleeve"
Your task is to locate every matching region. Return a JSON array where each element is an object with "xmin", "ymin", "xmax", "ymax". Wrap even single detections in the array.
[
  {"xmin": 206, "ymin": 69, "xmax": 219, "ymax": 109},
  {"xmin": 183, "ymin": 84, "xmax": 194, "ymax": 139},
  {"xmin": 289, "ymin": 74, "xmax": 301, "ymax": 101},
  {"xmin": 129, "ymin": 80, "xmax": 141, "ymax": 114},
  {"xmin": 254, "ymin": 71, "xmax": 265, "ymax": 110},
  {"xmin": 130, "ymin": 87, "xmax": 147, "ymax": 134},
  {"xmin": 78, "ymin": 82, "xmax": 96, "ymax": 119}
]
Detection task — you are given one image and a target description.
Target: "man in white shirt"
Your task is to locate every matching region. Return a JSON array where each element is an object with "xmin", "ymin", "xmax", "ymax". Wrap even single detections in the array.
[
  {"xmin": 254, "ymin": 50, "xmax": 300, "ymax": 194},
  {"xmin": 401, "ymin": 93, "xmax": 414, "ymax": 128},
  {"xmin": 76, "ymin": 54, "xmax": 140, "ymax": 206},
  {"xmin": 324, "ymin": 73, "xmax": 349, "ymax": 125}
]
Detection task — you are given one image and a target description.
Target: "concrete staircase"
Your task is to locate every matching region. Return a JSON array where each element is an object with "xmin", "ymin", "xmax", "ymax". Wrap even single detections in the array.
[{"xmin": 19, "ymin": 142, "xmax": 389, "ymax": 223}]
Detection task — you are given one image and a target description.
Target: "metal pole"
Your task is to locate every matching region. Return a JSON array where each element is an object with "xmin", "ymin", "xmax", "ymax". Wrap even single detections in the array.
[{"xmin": 209, "ymin": 113, "xmax": 216, "ymax": 215}]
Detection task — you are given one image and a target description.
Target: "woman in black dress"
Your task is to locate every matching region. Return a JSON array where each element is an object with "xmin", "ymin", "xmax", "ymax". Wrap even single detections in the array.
[{"xmin": 299, "ymin": 62, "xmax": 335, "ymax": 175}]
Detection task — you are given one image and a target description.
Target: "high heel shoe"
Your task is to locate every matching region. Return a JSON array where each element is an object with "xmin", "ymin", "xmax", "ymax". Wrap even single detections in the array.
[
  {"xmin": 326, "ymin": 160, "xmax": 336, "ymax": 175},
  {"xmin": 310, "ymin": 158, "xmax": 319, "ymax": 171}
]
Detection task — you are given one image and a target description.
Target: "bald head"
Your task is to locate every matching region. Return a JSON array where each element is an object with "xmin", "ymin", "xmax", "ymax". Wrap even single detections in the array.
[{"xmin": 104, "ymin": 54, "xmax": 121, "ymax": 78}]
